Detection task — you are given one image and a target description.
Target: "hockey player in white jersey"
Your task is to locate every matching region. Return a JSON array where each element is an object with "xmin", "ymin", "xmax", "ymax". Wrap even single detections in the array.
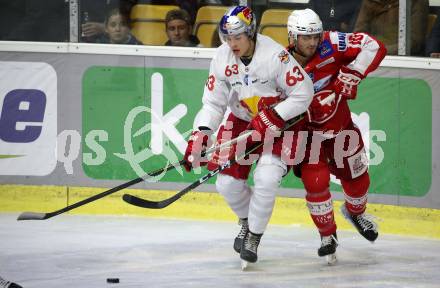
[{"xmin": 182, "ymin": 6, "xmax": 314, "ymax": 267}]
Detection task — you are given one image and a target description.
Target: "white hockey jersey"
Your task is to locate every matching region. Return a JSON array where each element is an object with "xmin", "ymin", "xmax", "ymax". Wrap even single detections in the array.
[{"xmin": 194, "ymin": 34, "xmax": 314, "ymax": 131}]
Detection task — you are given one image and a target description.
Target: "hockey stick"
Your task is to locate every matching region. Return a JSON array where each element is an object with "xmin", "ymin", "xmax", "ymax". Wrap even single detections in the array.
[
  {"xmin": 16, "ymin": 131, "xmax": 252, "ymax": 221},
  {"xmin": 122, "ymin": 139, "xmax": 264, "ymax": 209},
  {"xmin": 122, "ymin": 117, "xmax": 304, "ymax": 209}
]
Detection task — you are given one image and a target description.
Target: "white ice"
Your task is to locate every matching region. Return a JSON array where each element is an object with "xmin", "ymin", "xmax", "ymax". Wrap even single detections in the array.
[{"xmin": 1, "ymin": 214, "xmax": 439, "ymax": 288}]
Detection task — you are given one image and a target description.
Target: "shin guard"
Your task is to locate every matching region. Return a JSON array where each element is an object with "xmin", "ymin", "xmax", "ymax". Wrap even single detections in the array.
[
  {"xmin": 341, "ymin": 172, "xmax": 370, "ymax": 215},
  {"xmin": 302, "ymin": 163, "xmax": 336, "ymax": 236}
]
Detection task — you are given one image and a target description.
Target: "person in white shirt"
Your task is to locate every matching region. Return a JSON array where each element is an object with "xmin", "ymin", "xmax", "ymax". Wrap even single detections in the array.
[{"xmin": 182, "ymin": 6, "xmax": 313, "ymax": 265}]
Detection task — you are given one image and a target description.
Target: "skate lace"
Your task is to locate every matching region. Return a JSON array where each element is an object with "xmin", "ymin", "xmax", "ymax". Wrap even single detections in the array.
[
  {"xmin": 0, "ymin": 277, "xmax": 10, "ymax": 287},
  {"xmin": 321, "ymin": 234, "xmax": 338, "ymax": 247},
  {"xmin": 237, "ymin": 219, "xmax": 248, "ymax": 239},
  {"xmin": 245, "ymin": 234, "xmax": 261, "ymax": 253},
  {"xmin": 356, "ymin": 213, "xmax": 378, "ymax": 232}
]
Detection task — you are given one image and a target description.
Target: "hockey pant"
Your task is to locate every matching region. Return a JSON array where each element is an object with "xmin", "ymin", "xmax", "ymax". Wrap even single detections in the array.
[{"xmin": 216, "ymin": 153, "xmax": 286, "ymax": 234}]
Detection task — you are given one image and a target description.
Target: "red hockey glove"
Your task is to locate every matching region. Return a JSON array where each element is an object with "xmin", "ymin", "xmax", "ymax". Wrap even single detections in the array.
[
  {"xmin": 250, "ymin": 108, "xmax": 285, "ymax": 139},
  {"xmin": 183, "ymin": 130, "xmax": 210, "ymax": 172},
  {"xmin": 334, "ymin": 66, "xmax": 364, "ymax": 100},
  {"xmin": 207, "ymin": 140, "xmax": 236, "ymax": 171}
]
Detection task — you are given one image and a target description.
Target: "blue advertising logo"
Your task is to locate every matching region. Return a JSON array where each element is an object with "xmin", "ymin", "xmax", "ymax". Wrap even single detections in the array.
[
  {"xmin": 0, "ymin": 89, "xmax": 46, "ymax": 143},
  {"xmin": 0, "ymin": 61, "xmax": 57, "ymax": 176}
]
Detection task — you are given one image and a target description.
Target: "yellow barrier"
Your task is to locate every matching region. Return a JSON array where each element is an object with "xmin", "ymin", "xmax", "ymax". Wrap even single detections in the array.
[{"xmin": 1, "ymin": 184, "xmax": 439, "ymax": 239}]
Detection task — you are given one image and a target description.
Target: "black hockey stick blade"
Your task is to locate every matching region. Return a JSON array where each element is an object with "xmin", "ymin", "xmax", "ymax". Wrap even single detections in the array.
[
  {"xmin": 16, "ymin": 159, "xmax": 186, "ymax": 221},
  {"xmin": 122, "ymin": 164, "xmax": 226, "ymax": 209},
  {"xmin": 17, "ymin": 211, "xmax": 51, "ymax": 221}
]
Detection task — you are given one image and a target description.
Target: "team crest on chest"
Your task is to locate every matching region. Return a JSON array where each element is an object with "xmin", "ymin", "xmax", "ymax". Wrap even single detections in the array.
[{"xmin": 278, "ymin": 50, "xmax": 290, "ymax": 64}]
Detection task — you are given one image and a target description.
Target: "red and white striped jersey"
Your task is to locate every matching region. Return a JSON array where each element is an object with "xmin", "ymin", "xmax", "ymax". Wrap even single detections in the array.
[{"xmin": 288, "ymin": 31, "xmax": 387, "ymax": 134}]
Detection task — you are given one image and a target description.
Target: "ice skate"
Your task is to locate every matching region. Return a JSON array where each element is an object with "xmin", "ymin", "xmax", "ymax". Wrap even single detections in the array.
[
  {"xmin": 240, "ymin": 231, "xmax": 262, "ymax": 269},
  {"xmin": 234, "ymin": 218, "xmax": 248, "ymax": 253},
  {"xmin": 318, "ymin": 233, "xmax": 338, "ymax": 265},
  {"xmin": 0, "ymin": 276, "xmax": 22, "ymax": 288},
  {"xmin": 341, "ymin": 205, "xmax": 378, "ymax": 242}
]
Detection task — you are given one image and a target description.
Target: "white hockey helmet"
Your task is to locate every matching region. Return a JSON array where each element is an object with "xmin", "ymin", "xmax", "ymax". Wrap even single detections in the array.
[
  {"xmin": 287, "ymin": 9, "xmax": 323, "ymax": 41},
  {"xmin": 219, "ymin": 6, "xmax": 257, "ymax": 42}
]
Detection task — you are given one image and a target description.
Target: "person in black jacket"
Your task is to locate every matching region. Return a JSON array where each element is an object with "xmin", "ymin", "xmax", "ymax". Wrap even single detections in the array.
[
  {"xmin": 164, "ymin": 9, "xmax": 201, "ymax": 47},
  {"xmin": 426, "ymin": 8, "xmax": 440, "ymax": 57},
  {"xmin": 307, "ymin": 0, "xmax": 361, "ymax": 32}
]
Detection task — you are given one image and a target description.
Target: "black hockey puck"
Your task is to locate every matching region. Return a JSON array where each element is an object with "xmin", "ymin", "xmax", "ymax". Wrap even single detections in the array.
[{"xmin": 107, "ymin": 278, "xmax": 120, "ymax": 283}]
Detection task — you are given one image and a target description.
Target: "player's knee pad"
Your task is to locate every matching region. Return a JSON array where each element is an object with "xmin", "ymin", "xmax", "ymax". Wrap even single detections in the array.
[
  {"xmin": 253, "ymin": 154, "xmax": 285, "ymax": 195},
  {"xmin": 301, "ymin": 162, "xmax": 330, "ymax": 196},
  {"xmin": 216, "ymin": 173, "xmax": 251, "ymax": 219},
  {"xmin": 216, "ymin": 174, "xmax": 248, "ymax": 196}
]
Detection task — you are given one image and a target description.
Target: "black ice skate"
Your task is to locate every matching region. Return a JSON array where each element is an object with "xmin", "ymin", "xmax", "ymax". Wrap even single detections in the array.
[
  {"xmin": 234, "ymin": 218, "xmax": 249, "ymax": 253},
  {"xmin": 341, "ymin": 205, "xmax": 379, "ymax": 242},
  {"xmin": 0, "ymin": 276, "xmax": 22, "ymax": 288},
  {"xmin": 318, "ymin": 233, "xmax": 338, "ymax": 264},
  {"xmin": 240, "ymin": 231, "xmax": 262, "ymax": 270}
]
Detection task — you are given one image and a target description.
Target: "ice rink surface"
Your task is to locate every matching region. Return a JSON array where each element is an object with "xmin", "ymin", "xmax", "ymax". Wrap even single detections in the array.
[{"xmin": 1, "ymin": 214, "xmax": 439, "ymax": 288}]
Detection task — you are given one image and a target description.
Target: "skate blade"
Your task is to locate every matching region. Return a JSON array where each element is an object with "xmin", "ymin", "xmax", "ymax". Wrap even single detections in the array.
[
  {"xmin": 326, "ymin": 253, "xmax": 337, "ymax": 265},
  {"xmin": 241, "ymin": 260, "xmax": 249, "ymax": 270}
]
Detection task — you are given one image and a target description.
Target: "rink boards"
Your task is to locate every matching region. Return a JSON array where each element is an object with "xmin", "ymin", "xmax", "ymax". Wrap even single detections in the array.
[{"xmin": 0, "ymin": 42, "xmax": 439, "ymax": 238}]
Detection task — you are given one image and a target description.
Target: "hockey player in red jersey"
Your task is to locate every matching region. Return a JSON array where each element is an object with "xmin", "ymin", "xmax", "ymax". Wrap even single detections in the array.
[{"xmin": 284, "ymin": 8, "xmax": 387, "ymax": 263}]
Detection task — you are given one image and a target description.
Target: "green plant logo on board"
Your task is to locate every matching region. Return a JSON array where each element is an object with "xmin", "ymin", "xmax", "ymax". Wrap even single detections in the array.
[{"xmin": 82, "ymin": 67, "xmax": 432, "ymax": 197}]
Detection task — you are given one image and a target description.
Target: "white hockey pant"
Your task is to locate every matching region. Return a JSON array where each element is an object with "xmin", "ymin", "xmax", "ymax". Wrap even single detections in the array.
[{"xmin": 216, "ymin": 154, "xmax": 286, "ymax": 234}]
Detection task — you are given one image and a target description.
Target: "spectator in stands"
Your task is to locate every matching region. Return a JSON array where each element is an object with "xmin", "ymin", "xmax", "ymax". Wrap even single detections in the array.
[
  {"xmin": 81, "ymin": 0, "xmax": 137, "ymax": 43},
  {"xmin": 165, "ymin": 9, "xmax": 202, "ymax": 47},
  {"xmin": 96, "ymin": 8, "xmax": 141, "ymax": 44},
  {"xmin": 425, "ymin": 8, "xmax": 440, "ymax": 57},
  {"xmin": 307, "ymin": 0, "xmax": 361, "ymax": 32},
  {"xmin": 354, "ymin": 0, "xmax": 428, "ymax": 56}
]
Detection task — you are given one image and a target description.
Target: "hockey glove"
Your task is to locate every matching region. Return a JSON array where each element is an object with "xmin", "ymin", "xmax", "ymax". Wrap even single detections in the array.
[
  {"xmin": 334, "ymin": 66, "xmax": 364, "ymax": 100},
  {"xmin": 250, "ymin": 108, "xmax": 285, "ymax": 138},
  {"xmin": 183, "ymin": 130, "xmax": 210, "ymax": 172},
  {"xmin": 207, "ymin": 139, "xmax": 236, "ymax": 171}
]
